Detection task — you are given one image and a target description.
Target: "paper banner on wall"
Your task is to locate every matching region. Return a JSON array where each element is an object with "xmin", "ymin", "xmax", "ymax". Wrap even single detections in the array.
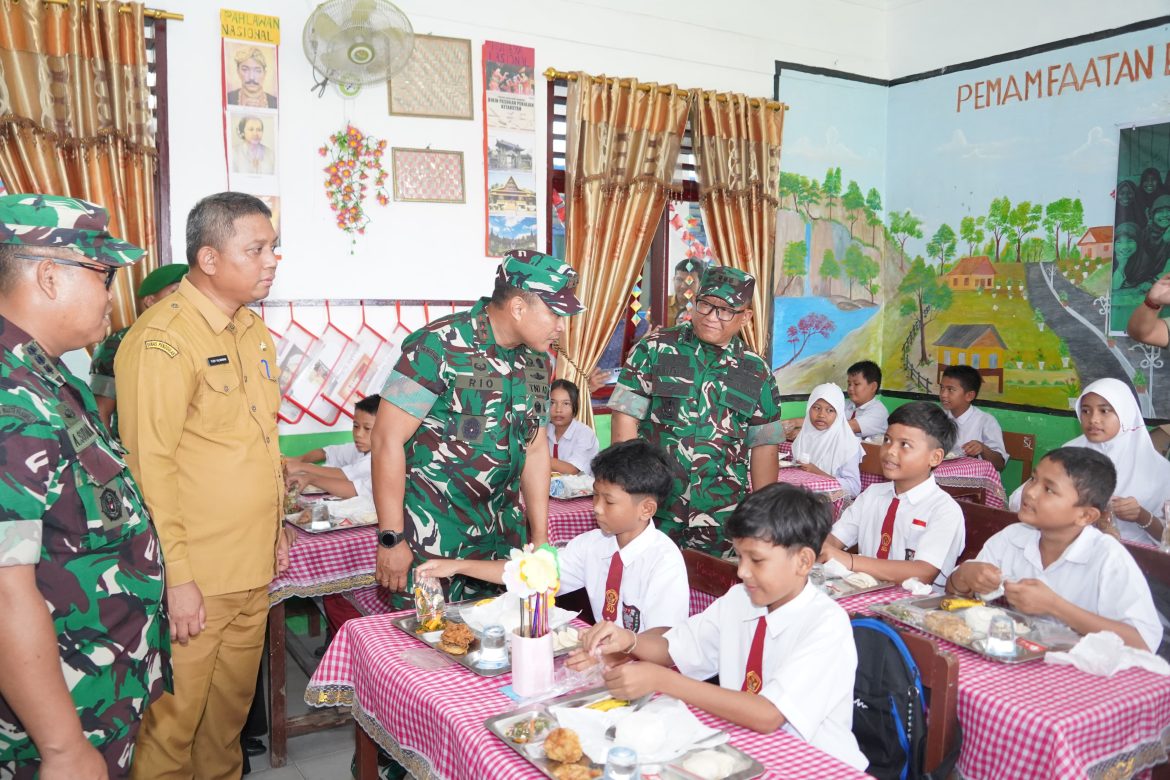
[
  {"xmin": 483, "ymin": 41, "xmax": 537, "ymax": 256},
  {"xmin": 221, "ymin": 9, "xmax": 282, "ymax": 242}
]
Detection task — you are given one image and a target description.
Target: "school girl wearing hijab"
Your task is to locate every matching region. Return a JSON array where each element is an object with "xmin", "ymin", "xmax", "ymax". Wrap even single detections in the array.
[
  {"xmin": 1009, "ymin": 377, "xmax": 1167, "ymax": 544},
  {"xmin": 790, "ymin": 383, "xmax": 863, "ymax": 497}
]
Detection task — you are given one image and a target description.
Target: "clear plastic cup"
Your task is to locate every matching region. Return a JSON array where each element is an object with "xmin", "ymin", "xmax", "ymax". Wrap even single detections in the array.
[
  {"xmin": 984, "ymin": 613, "xmax": 1016, "ymax": 658},
  {"xmin": 604, "ymin": 746, "xmax": 638, "ymax": 780}
]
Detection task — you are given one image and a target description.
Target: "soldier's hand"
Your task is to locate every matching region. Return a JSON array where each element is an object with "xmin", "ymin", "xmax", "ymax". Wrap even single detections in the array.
[
  {"xmin": 39, "ymin": 736, "xmax": 108, "ymax": 779},
  {"xmin": 376, "ymin": 542, "xmax": 414, "ymax": 591},
  {"xmin": 167, "ymin": 581, "xmax": 206, "ymax": 645}
]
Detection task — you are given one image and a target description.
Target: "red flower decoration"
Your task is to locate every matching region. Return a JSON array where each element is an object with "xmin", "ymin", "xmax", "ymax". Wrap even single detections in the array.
[{"xmin": 320, "ymin": 123, "xmax": 390, "ymax": 243}]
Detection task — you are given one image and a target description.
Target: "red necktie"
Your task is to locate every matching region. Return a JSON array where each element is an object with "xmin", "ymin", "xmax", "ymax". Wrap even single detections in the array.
[
  {"xmin": 850, "ymin": 409, "xmax": 857, "ymax": 421},
  {"xmin": 553, "ymin": 441, "xmax": 560, "ymax": 459},
  {"xmin": 741, "ymin": 616, "xmax": 767, "ymax": 693},
  {"xmin": 602, "ymin": 551, "xmax": 623, "ymax": 622},
  {"xmin": 876, "ymin": 497, "xmax": 900, "ymax": 559}
]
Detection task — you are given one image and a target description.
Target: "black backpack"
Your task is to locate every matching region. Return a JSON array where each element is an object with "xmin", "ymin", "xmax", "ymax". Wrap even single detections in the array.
[{"xmin": 851, "ymin": 617, "xmax": 928, "ymax": 780}]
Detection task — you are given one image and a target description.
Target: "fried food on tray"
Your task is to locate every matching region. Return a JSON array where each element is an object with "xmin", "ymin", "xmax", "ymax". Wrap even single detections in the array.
[
  {"xmin": 924, "ymin": 611, "xmax": 974, "ymax": 645},
  {"xmin": 438, "ymin": 622, "xmax": 475, "ymax": 655},
  {"xmin": 939, "ymin": 596, "xmax": 984, "ymax": 611},
  {"xmin": 549, "ymin": 762, "xmax": 599, "ymax": 780},
  {"xmin": 543, "ymin": 727, "xmax": 583, "ymax": 763}
]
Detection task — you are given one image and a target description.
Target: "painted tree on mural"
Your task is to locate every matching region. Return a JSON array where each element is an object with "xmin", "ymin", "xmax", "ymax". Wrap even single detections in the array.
[
  {"xmin": 865, "ymin": 187, "xmax": 882, "ymax": 242},
  {"xmin": 779, "ymin": 172, "xmax": 822, "ymax": 223},
  {"xmin": 844, "ymin": 244, "xmax": 880, "ymax": 302},
  {"xmin": 960, "ymin": 215, "xmax": 985, "ymax": 257},
  {"xmin": 1043, "ymin": 197, "xmax": 1085, "ymax": 258},
  {"xmin": 823, "ymin": 167, "xmax": 841, "ymax": 221},
  {"xmin": 820, "ymin": 249, "xmax": 840, "ymax": 296},
  {"xmin": 781, "ymin": 240, "xmax": 806, "ymax": 294},
  {"xmin": 898, "ymin": 257, "xmax": 953, "ymax": 364},
  {"xmin": 778, "ymin": 312, "xmax": 836, "ymax": 370},
  {"xmin": 985, "ymin": 197, "xmax": 1011, "ymax": 262},
  {"xmin": 888, "ymin": 210, "xmax": 923, "ymax": 270},
  {"xmin": 1007, "ymin": 201, "xmax": 1042, "ymax": 262},
  {"xmin": 843, "ymin": 180, "xmax": 866, "ymax": 236},
  {"xmin": 926, "ymin": 223, "xmax": 957, "ymax": 268}
]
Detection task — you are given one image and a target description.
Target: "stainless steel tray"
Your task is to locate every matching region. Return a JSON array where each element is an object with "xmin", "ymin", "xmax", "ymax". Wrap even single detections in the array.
[
  {"xmin": 484, "ymin": 687, "xmax": 764, "ymax": 780},
  {"xmin": 390, "ymin": 609, "xmax": 579, "ymax": 678},
  {"xmin": 810, "ymin": 566, "xmax": 897, "ymax": 600},
  {"xmin": 870, "ymin": 595, "xmax": 1076, "ymax": 664}
]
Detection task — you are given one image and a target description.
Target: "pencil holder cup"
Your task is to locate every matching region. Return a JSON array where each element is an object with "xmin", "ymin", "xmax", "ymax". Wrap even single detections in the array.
[{"xmin": 510, "ymin": 629, "xmax": 554, "ymax": 697}]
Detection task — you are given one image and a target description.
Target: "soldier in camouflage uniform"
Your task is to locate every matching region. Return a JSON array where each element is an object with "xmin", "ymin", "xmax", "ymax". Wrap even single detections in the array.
[
  {"xmin": 610, "ymin": 267, "xmax": 783, "ymax": 557},
  {"xmin": 371, "ymin": 250, "xmax": 584, "ymax": 603},
  {"xmin": 0, "ymin": 194, "xmax": 167, "ymax": 779},
  {"xmin": 88, "ymin": 263, "xmax": 188, "ymax": 440}
]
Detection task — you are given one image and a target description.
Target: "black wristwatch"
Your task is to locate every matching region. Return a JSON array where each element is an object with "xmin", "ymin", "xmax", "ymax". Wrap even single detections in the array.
[{"xmin": 378, "ymin": 529, "xmax": 405, "ymax": 548}]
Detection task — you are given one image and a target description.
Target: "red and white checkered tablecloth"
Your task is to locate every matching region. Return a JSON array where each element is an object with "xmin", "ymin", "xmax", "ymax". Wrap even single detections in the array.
[
  {"xmin": 777, "ymin": 467, "xmax": 847, "ymax": 517},
  {"xmin": 269, "ymin": 498, "xmax": 599, "ymax": 606},
  {"xmin": 306, "ymin": 611, "xmax": 873, "ymax": 780},
  {"xmin": 837, "ymin": 591, "xmax": 1170, "ymax": 780},
  {"xmin": 859, "ymin": 456, "xmax": 1008, "ymax": 508}
]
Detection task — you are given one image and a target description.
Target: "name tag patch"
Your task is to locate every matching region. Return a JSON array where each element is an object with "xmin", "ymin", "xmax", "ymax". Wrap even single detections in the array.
[
  {"xmin": 207, "ymin": 355, "xmax": 230, "ymax": 366},
  {"xmin": 145, "ymin": 340, "xmax": 178, "ymax": 358}
]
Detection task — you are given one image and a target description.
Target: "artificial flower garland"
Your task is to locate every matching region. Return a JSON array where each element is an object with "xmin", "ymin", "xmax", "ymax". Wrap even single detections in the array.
[{"xmin": 318, "ymin": 124, "xmax": 389, "ymax": 239}]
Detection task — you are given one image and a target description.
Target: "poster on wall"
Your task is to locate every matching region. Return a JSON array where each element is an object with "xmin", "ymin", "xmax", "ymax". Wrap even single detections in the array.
[
  {"xmin": 1110, "ymin": 123, "xmax": 1170, "ymax": 334},
  {"xmin": 220, "ymin": 9, "xmax": 281, "ymax": 234},
  {"xmin": 483, "ymin": 41, "xmax": 537, "ymax": 256}
]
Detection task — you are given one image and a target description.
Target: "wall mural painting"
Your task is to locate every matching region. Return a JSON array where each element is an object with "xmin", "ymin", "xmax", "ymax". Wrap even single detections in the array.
[{"xmin": 773, "ymin": 25, "xmax": 1170, "ymax": 416}]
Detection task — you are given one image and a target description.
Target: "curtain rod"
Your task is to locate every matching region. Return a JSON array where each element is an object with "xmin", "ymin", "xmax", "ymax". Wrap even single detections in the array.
[
  {"xmin": 542, "ymin": 67, "xmax": 788, "ymax": 111},
  {"xmin": 33, "ymin": 0, "xmax": 184, "ymax": 21}
]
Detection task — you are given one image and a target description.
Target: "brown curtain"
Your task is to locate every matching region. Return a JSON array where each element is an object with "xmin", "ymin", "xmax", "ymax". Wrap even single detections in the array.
[
  {"xmin": 560, "ymin": 72, "xmax": 691, "ymax": 424},
  {"xmin": 0, "ymin": 0, "xmax": 158, "ymax": 333},
  {"xmin": 691, "ymin": 90, "xmax": 785, "ymax": 357}
]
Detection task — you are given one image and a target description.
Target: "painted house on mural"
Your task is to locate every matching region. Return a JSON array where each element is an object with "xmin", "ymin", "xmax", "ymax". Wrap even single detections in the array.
[
  {"xmin": 1077, "ymin": 226, "xmax": 1114, "ymax": 260},
  {"xmin": 933, "ymin": 323, "xmax": 1007, "ymax": 392},
  {"xmin": 943, "ymin": 256, "xmax": 996, "ymax": 290}
]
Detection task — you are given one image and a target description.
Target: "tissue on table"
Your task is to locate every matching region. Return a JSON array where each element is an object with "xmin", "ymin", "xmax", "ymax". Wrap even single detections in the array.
[
  {"xmin": 1044, "ymin": 631, "xmax": 1170, "ymax": 677},
  {"xmin": 549, "ymin": 696, "xmax": 726, "ymax": 765},
  {"xmin": 550, "ymin": 474, "xmax": 594, "ymax": 499},
  {"xmin": 460, "ymin": 592, "xmax": 577, "ymax": 636},
  {"xmin": 821, "ymin": 558, "xmax": 851, "ymax": 580},
  {"xmin": 324, "ymin": 496, "xmax": 378, "ymax": 525},
  {"xmin": 900, "ymin": 577, "xmax": 934, "ymax": 596}
]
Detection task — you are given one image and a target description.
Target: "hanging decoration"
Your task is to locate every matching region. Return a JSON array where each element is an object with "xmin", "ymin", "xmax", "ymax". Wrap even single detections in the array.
[{"xmin": 318, "ymin": 124, "xmax": 390, "ymax": 241}]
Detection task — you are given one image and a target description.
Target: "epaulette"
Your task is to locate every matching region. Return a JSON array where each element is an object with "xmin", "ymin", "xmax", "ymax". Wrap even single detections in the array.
[{"xmin": 142, "ymin": 299, "xmax": 184, "ymax": 332}]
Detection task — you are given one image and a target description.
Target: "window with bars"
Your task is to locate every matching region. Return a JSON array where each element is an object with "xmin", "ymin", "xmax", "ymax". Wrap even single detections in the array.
[{"xmin": 545, "ymin": 77, "xmax": 713, "ymax": 405}]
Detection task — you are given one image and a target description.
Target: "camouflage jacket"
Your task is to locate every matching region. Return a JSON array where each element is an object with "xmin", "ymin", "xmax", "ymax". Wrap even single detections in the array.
[
  {"xmin": 610, "ymin": 323, "xmax": 783, "ymax": 555},
  {"xmin": 88, "ymin": 326, "xmax": 126, "ymax": 439},
  {"xmin": 0, "ymin": 318, "xmax": 168, "ymax": 774},
  {"xmin": 381, "ymin": 299, "xmax": 550, "ymax": 595}
]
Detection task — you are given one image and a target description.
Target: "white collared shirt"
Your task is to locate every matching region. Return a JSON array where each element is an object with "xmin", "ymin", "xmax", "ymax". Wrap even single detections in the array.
[
  {"xmin": 547, "ymin": 419, "xmax": 601, "ymax": 476},
  {"xmin": 558, "ymin": 524, "xmax": 688, "ymax": 632},
  {"xmin": 976, "ymin": 523, "xmax": 1164, "ymax": 653},
  {"xmin": 844, "ymin": 397, "xmax": 888, "ymax": 439},
  {"xmin": 833, "ymin": 458, "xmax": 862, "ymax": 498},
  {"xmin": 831, "ymin": 476, "xmax": 966, "ymax": 577},
  {"xmin": 945, "ymin": 405, "xmax": 1008, "ymax": 461},
  {"xmin": 323, "ymin": 443, "xmax": 372, "ymax": 500},
  {"xmin": 665, "ymin": 582, "xmax": 868, "ymax": 771}
]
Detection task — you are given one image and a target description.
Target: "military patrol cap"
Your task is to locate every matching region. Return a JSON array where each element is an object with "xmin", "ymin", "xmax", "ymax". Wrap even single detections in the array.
[
  {"xmin": 0, "ymin": 193, "xmax": 145, "ymax": 266},
  {"xmin": 136, "ymin": 263, "xmax": 189, "ymax": 298},
  {"xmin": 496, "ymin": 249, "xmax": 585, "ymax": 316},
  {"xmin": 698, "ymin": 266, "xmax": 755, "ymax": 308}
]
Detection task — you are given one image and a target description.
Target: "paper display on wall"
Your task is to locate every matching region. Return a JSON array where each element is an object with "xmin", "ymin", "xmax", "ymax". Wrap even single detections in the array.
[{"xmin": 483, "ymin": 41, "xmax": 537, "ymax": 256}]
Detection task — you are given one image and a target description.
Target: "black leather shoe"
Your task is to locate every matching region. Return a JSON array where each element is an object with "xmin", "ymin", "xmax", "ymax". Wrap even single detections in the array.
[{"xmin": 243, "ymin": 737, "xmax": 266, "ymax": 757}]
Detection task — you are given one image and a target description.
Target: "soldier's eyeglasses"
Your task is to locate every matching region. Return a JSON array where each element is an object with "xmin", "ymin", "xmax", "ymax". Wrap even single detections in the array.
[
  {"xmin": 694, "ymin": 299, "xmax": 745, "ymax": 322},
  {"xmin": 13, "ymin": 253, "xmax": 118, "ymax": 289}
]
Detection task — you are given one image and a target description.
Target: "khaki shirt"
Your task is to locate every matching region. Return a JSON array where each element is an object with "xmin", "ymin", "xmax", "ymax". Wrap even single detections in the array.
[{"xmin": 115, "ymin": 277, "xmax": 283, "ymax": 595}]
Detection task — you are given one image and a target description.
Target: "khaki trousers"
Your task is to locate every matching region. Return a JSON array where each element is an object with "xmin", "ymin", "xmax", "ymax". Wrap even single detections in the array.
[{"xmin": 131, "ymin": 586, "xmax": 268, "ymax": 780}]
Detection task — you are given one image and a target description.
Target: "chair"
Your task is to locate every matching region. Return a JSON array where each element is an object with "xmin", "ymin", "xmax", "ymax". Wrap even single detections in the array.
[
  {"xmin": 958, "ymin": 501, "xmax": 1017, "ymax": 563},
  {"xmin": 940, "ymin": 483, "xmax": 986, "ymax": 506},
  {"xmin": 1122, "ymin": 541, "xmax": 1170, "ymax": 592},
  {"xmin": 1002, "ymin": 431, "xmax": 1037, "ymax": 485},
  {"xmin": 898, "ymin": 629, "xmax": 961, "ymax": 776},
  {"xmin": 682, "ymin": 549, "xmax": 739, "ymax": 615},
  {"xmin": 860, "ymin": 441, "xmax": 883, "ymax": 476}
]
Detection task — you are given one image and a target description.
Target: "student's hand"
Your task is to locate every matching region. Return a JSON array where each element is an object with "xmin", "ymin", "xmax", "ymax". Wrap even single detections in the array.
[
  {"xmin": 564, "ymin": 648, "xmax": 600, "ymax": 671},
  {"xmin": 1147, "ymin": 274, "xmax": 1170, "ymax": 306},
  {"xmin": 818, "ymin": 545, "xmax": 849, "ymax": 568},
  {"xmin": 414, "ymin": 558, "xmax": 462, "ymax": 580},
  {"xmin": 167, "ymin": 580, "xmax": 206, "ymax": 645},
  {"xmin": 1004, "ymin": 578, "xmax": 1057, "ymax": 616},
  {"xmin": 375, "ymin": 542, "xmax": 414, "ymax": 591},
  {"xmin": 961, "ymin": 441, "xmax": 984, "ymax": 457},
  {"xmin": 957, "ymin": 562, "xmax": 1002, "ymax": 594},
  {"xmin": 602, "ymin": 661, "xmax": 665, "ymax": 700},
  {"xmin": 1109, "ymin": 496, "xmax": 1143, "ymax": 522},
  {"xmin": 579, "ymin": 621, "xmax": 634, "ymax": 657},
  {"xmin": 39, "ymin": 737, "xmax": 108, "ymax": 780},
  {"xmin": 285, "ymin": 461, "xmax": 308, "ymax": 478},
  {"xmin": 799, "ymin": 463, "xmax": 829, "ymax": 478}
]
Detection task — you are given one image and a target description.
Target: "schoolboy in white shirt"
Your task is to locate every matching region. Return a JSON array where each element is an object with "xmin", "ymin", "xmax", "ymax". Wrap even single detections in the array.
[
  {"xmin": 949, "ymin": 447, "xmax": 1163, "ymax": 653},
  {"xmin": 570, "ymin": 483, "xmax": 868, "ymax": 772},
  {"xmin": 822, "ymin": 401, "xmax": 965, "ymax": 586},
  {"xmin": 285, "ymin": 394, "xmax": 379, "ymax": 500},
  {"xmin": 939, "ymin": 365, "xmax": 1007, "ymax": 470},
  {"xmin": 416, "ymin": 440, "xmax": 688, "ymax": 632},
  {"xmin": 844, "ymin": 360, "xmax": 888, "ymax": 440}
]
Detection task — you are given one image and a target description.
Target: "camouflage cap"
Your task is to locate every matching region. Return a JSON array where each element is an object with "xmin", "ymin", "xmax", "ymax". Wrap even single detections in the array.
[
  {"xmin": 698, "ymin": 266, "xmax": 755, "ymax": 308},
  {"xmin": 0, "ymin": 193, "xmax": 145, "ymax": 267},
  {"xmin": 136, "ymin": 263, "xmax": 189, "ymax": 298},
  {"xmin": 496, "ymin": 249, "xmax": 585, "ymax": 316}
]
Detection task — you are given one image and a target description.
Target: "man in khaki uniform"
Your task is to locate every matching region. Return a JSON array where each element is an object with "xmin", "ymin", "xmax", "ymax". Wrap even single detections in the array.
[{"xmin": 117, "ymin": 192, "xmax": 288, "ymax": 779}]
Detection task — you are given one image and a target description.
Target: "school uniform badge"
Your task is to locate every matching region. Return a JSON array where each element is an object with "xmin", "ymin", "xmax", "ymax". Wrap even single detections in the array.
[{"xmin": 621, "ymin": 603, "xmax": 641, "ymax": 633}]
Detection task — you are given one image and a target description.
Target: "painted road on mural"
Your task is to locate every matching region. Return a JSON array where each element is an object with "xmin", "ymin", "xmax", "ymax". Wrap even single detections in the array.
[{"xmin": 1024, "ymin": 262, "xmax": 1170, "ymax": 417}]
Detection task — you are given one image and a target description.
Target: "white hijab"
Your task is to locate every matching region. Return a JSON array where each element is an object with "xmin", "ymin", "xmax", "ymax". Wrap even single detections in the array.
[
  {"xmin": 1068, "ymin": 377, "xmax": 1170, "ymax": 541},
  {"xmin": 791, "ymin": 383, "xmax": 862, "ymax": 476}
]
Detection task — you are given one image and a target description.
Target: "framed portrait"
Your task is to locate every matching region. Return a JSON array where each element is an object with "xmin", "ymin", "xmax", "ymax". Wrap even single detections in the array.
[
  {"xmin": 392, "ymin": 148, "xmax": 466, "ymax": 203},
  {"xmin": 388, "ymin": 35, "xmax": 473, "ymax": 120}
]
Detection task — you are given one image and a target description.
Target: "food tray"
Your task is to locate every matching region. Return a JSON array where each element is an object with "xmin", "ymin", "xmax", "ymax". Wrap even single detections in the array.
[
  {"xmin": 485, "ymin": 687, "xmax": 764, "ymax": 780},
  {"xmin": 810, "ymin": 568, "xmax": 897, "ymax": 600},
  {"xmin": 870, "ymin": 595, "xmax": 1074, "ymax": 664},
  {"xmin": 283, "ymin": 514, "xmax": 378, "ymax": 534},
  {"xmin": 391, "ymin": 610, "xmax": 580, "ymax": 678}
]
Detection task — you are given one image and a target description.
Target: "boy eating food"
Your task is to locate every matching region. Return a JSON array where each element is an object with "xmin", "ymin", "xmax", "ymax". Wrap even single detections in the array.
[{"xmin": 285, "ymin": 394, "xmax": 379, "ymax": 499}]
